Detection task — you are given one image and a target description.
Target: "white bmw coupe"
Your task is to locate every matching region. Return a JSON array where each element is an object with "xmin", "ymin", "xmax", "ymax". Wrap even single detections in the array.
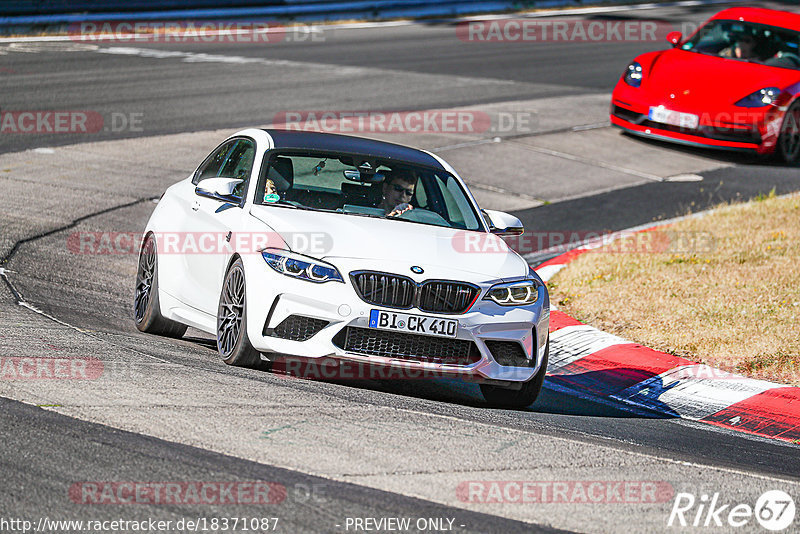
[{"xmin": 135, "ymin": 129, "xmax": 550, "ymax": 407}]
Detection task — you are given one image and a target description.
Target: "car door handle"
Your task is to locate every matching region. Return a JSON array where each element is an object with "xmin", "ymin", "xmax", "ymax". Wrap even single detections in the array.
[{"xmin": 191, "ymin": 200, "xmax": 200, "ymax": 211}]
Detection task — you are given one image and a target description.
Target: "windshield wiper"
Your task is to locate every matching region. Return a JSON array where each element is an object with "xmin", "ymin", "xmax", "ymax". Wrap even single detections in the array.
[
  {"xmin": 342, "ymin": 211, "xmax": 384, "ymax": 219},
  {"xmin": 260, "ymin": 200, "xmax": 316, "ymax": 210}
]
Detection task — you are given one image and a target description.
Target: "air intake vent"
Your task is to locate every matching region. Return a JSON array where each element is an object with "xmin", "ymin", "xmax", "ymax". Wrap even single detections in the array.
[
  {"xmin": 268, "ymin": 315, "xmax": 329, "ymax": 341},
  {"xmin": 485, "ymin": 340, "xmax": 532, "ymax": 367},
  {"xmin": 333, "ymin": 327, "xmax": 481, "ymax": 366}
]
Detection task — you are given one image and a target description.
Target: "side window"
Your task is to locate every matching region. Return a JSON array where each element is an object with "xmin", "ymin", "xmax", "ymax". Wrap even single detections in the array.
[
  {"xmin": 194, "ymin": 140, "xmax": 237, "ymax": 184},
  {"xmin": 415, "ymin": 179, "xmax": 429, "ymax": 207},
  {"xmin": 220, "ymin": 139, "xmax": 256, "ymax": 181},
  {"xmin": 193, "ymin": 138, "xmax": 255, "ymax": 186}
]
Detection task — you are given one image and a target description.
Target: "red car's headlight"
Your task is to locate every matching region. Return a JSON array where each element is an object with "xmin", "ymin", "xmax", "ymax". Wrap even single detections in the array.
[
  {"xmin": 735, "ymin": 87, "xmax": 781, "ymax": 108},
  {"xmin": 624, "ymin": 62, "xmax": 643, "ymax": 87}
]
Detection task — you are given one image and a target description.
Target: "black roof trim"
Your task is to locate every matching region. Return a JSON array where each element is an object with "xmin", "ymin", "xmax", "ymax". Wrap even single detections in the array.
[{"xmin": 262, "ymin": 129, "xmax": 445, "ymax": 169}]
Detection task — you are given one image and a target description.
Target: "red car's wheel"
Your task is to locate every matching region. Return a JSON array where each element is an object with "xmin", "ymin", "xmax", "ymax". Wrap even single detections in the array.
[{"xmin": 777, "ymin": 101, "xmax": 800, "ymax": 165}]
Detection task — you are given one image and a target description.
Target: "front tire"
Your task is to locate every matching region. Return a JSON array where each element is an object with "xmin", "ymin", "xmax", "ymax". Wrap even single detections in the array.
[
  {"xmin": 480, "ymin": 338, "xmax": 549, "ymax": 409},
  {"xmin": 134, "ymin": 234, "xmax": 187, "ymax": 338},
  {"xmin": 777, "ymin": 101, "xmax": 800, "ymax": 165},
  {"xmin": 217, "ymin": 258, "xmax": 261, "ymax": 367}
]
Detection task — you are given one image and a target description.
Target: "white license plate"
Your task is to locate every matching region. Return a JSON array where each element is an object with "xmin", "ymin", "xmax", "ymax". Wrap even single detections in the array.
[
  {"xmin": 648, "ymin": 106, "xmax": 699, "ymax": 129},
  {"xmin": 369, "ymin": 310, "xmax": 457, "ymax": 338}
]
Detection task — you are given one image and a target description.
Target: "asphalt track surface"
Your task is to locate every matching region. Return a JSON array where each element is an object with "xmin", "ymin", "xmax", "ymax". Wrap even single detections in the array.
[{"xmin": 2, "ymin": 2, "xmax": 800, "ymax": 533}]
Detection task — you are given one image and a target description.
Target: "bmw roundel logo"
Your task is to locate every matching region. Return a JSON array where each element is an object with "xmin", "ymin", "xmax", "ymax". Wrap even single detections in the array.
[{"xmin": 410, "ymin": 266, "xmax": 424, "ymax": 274}]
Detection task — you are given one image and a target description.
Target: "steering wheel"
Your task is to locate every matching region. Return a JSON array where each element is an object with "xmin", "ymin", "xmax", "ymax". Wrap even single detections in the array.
[{"xmin": 777, "ymin": 51, "xmax": 800, "ymax": 67}]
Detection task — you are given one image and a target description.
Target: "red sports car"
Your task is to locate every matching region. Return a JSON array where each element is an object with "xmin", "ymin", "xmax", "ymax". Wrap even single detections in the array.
[{"xmin": 611, "ymin": 7, "xmax": 800, "ymax": 163}]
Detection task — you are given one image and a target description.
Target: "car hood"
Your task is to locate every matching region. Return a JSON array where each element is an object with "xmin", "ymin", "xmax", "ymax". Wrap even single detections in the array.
[
  {"xmin": 249, "ymin": 205, "xmax": 529, "ymax": 281},
  {"xmin": 642, "ymin": 49, "xmax": 800, "ymax": 110}
]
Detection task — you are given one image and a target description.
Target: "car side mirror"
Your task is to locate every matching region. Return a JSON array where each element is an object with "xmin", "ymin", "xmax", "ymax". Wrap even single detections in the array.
[
  {"xmin": 195, "ymin": 177, "xmax": 244, "ymax": 203},
  {"xmin": 483, "ymin": 209, "xmax": 524, "ymax": 236},
  {"xmin": 666, "ymin": 31, "xmax": 682, "ymax": 47}
]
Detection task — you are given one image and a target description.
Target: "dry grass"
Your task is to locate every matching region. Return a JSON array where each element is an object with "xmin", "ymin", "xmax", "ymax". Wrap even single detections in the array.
[{"xmin": 548, "ymin": 191, "xmax": 800, "ymax": 386}]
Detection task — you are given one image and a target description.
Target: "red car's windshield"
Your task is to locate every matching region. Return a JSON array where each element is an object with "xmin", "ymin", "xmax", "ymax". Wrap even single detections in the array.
[{"xmin": 681, "ymin": 19, "xmax": 800, "ymax": 70}]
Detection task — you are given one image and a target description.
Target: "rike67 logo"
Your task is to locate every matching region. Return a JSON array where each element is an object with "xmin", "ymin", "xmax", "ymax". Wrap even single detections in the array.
[{"xmin": 668, "ymin": 490, "xmax": 795, "ymax": 531}]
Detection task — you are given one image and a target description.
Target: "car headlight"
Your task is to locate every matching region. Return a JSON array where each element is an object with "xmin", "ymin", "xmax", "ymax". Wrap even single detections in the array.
[
  {"xmin": 735, "ymin": 87, "xmax": 781, "ymax": 107},
  {"xmin": 624, "ymin": 61, "xmax": 643, "ymax": 87},
  {"xmin": 261, "ymin": 248, "xmax": 343, "ymax": 283},
  {"xmin": 484, "ymin": 279, "xmax": 539, "ymax": 306}
]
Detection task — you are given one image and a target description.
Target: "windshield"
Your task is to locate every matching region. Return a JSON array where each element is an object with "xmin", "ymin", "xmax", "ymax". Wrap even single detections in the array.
[
  {"xmin": 254, "ymin": 152, "xmax": 483, "ymax": 231},
  {"xmin": 681, "ymin": 19, "xmax": 800, "ymax": 70}
]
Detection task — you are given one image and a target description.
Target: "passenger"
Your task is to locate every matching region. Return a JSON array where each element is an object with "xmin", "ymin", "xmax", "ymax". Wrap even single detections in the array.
[
  {"xmin": 263, "ymin": 179, "xmax": 279, "ymax": 203},
  {"xmin": 380, "ymin": 169, "xmax": 417, "ymax": 217}
]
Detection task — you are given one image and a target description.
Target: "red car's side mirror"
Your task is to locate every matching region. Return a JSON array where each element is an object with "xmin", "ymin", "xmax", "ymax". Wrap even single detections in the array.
[{"xmin": 666, "ymin": 31, "xmax": 682, "ymax": 47}]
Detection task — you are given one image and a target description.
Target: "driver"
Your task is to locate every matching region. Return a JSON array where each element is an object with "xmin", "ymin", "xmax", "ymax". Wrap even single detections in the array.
[
  {"xmin": 380, "ymin": 169, "xmax": 417, "ymax": 217},
  {"xmin": 720, "ymin": 31, "xmax": 760, "ymax": 60}
]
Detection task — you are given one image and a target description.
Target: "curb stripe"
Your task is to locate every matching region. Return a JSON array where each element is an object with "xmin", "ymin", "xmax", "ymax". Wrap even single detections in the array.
[
  {"xmin": 548, "ymin": 344, "xmax": 695, "ymax": 399},
  {"xmin": 534, "ymin": 221, "xmax": 800, "ymax": 443},
  {"xmin": 701, "ymin": 388, "xmax": 800, "ymax": 442},
  {"xmin": 548, "ymin": 310, "xmax": 583, "ymax": 332},
  {"xmin": 533, "ymin": 263, "xmax": 566, "ymax": 283},
  {"xmin": 535, "ymin": 249, "xmax": 588, "ymax": 272},
  {"xmin": 613, "ymin": 365, "xmax": 776, "ymax": 420},
  {"xmin": 549, "ymin": 325, "xmax": 630, "ymax": 373}
]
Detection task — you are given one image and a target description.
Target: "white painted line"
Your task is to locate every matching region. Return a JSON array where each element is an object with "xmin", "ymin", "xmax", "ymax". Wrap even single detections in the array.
[
  {"xmin": 91, "ymin": 45, "xmax": 515, "ymax": 86},
  {"xmin": 6, "ymin": 42, "xmax": 99, "ymax": 52},
  {"xmin": 572, "ymin": 121, "xmax": 610, "ymax": 132},
  {"xmin": 433, "ymin": 138, "xmax": 497, "ymax": 151},
  {"xmin": 434, "ymin": 122, "xmax": 611, "ymax": 152},
  {"xmin": 665, "ymin": 173, "xmax": 704, "ymax": 182}
]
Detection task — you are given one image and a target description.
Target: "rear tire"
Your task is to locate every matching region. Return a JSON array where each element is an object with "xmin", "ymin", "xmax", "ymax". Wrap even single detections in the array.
[
  {"xmin": 777, "ymin": 101, "xmax": 800, "ymax": 165},
  {"xmin": 217, "ymin": 258, "xmax": 261, "ymax": 367},
  {"xmin": 481, "ymin": 338, "xmax": 549, "ymax": 409},
  {"xmin": 134, "ymin": 234, "xmax": 187, "ymax": 338}
]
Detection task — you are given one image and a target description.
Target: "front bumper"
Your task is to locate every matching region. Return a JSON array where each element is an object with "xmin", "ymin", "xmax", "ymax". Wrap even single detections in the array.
[
  {"xmin": 609, "ymin": 90, "xmax": 784, "ymax": 155},
  {"xmin": 242, "ymin": 255, "xmax": 550, "ymax": 384}
]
